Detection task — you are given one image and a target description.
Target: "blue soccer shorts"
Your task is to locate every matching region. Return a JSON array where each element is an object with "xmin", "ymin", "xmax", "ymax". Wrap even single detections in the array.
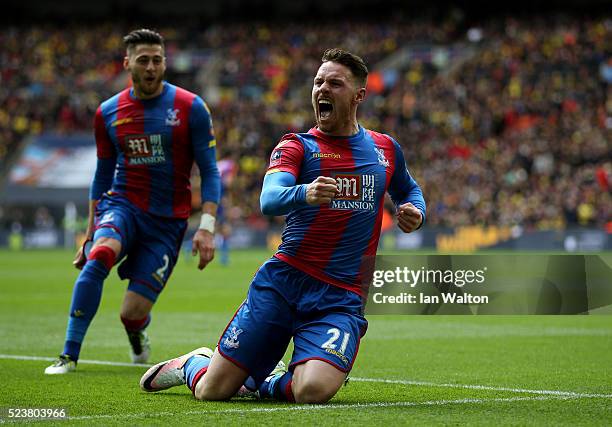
[
  {"xmin": 92, "ymin": 195, "xmax": 187, "ymax": 302},
  {"xmin": 217, "ymin": 257, "xmax": 368, "ymax": 385}
]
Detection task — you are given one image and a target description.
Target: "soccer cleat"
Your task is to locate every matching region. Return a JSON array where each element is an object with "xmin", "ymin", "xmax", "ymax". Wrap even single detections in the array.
[
  {"xmin": 128, "ymin": 330, "xmax": 151, "ymax": 364},
  {"xmin": 140, "ymin": 346, "xmax": 213, "ymax": 392},
  {"xmin": 266, "ymin": 360, "xmax": 287, "ymax": 380},
  {"xmin": 44, "ymin": 355, "xmax": 77, "ymax": 375},
  {"xmin": 236, "ymin": 360, "xmax": 287, "ymax": 399}
]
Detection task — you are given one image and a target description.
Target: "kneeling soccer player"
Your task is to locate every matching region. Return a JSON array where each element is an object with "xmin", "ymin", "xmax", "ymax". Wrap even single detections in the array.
[{"xmin": 140, "ymin": 48, "xmax": 425, "ymax": 403}]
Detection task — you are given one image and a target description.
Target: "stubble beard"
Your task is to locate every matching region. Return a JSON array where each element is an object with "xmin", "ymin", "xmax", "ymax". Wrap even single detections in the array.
[{"xmin": 133, "ymin": 73, "xmax": 163, "ymax": 98}]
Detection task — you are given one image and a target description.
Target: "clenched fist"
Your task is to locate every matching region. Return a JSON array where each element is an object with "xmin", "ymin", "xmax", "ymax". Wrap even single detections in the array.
[
  {"xmin": 397, "ymin": 202, "xmax": 422, "ymax": 233},
  {"xmin": 305, "ymin": 176, "xmax": 339, "ymax": 205}
]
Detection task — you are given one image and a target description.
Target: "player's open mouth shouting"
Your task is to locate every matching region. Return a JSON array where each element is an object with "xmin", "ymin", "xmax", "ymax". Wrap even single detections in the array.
[{"xmin": 318, "ymin": 98, "xmax": 334, "ymax": 121}]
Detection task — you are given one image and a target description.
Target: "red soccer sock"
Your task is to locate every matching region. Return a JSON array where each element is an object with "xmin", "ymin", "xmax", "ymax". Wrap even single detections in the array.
[
  {"xmin": 268, "ymin": 371, "xmax": 295, "ymax": 402},
  {"xmin": 120, "ymin": 314, "xmax": 151, "ymax": 332},
  {"xmin": 88, "ymin": 245, "xmax": 116, "ymax": 271}
]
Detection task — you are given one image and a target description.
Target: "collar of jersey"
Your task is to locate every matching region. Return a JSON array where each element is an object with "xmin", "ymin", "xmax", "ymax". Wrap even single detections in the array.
[{"xmin": 309, "ymin": 125, "xmax": 364, "ymax": 143}]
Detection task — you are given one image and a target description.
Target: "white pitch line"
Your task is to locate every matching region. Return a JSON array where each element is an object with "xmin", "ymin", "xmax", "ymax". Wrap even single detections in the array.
[
  {"xmin": 0, "ymin": 354, "xmax": 150, "ymax": 368},
  {"xmin": 350, "ymin": 377, "xmax": 612, "ymax": 399},
  {"xmin": 46, "ymin": 395, "xmax": 584, "ymax": 422},
  {"xmin": 2, "ymin": 354, "xmax": 611, "ymax": 399}
]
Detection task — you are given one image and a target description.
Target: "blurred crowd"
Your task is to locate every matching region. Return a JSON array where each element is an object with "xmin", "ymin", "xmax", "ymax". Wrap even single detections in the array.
[
  {"xmin": 1, "ymin": 16, "xmax": 610, "ymax": 230},
  {"xmin": 377, "ymin": 18, "xmax": 611, "ymax": 229},
  {"xmin": 0, "ymin": 26, "xmax": 126, "ymax": 164}
]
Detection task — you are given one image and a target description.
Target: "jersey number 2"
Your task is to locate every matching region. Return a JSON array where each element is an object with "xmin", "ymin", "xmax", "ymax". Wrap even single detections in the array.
[{"xmin": 155, "ymin": 255, "xmax": 170, "ymax": 281}]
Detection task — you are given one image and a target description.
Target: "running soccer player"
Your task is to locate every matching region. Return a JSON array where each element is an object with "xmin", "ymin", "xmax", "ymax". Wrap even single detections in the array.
[
  {"xmin": 140, "ymin": 48, "xmax": 425, "ymax": 403},
  {"xmin": 45, "ymin": 29, "xmax": 221, "ymax": 374}
]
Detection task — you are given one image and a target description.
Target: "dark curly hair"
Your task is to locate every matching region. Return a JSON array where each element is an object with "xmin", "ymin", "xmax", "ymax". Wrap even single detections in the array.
[{"xmin": 123, "ymin": 29, "xmax": 164, "ymax": 53}]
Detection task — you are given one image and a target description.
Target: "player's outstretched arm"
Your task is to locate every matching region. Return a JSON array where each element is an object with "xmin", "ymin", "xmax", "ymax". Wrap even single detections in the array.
[
  {"xmin": 387, "ymin": 140, "xmax": 426, "ymax": 233},
  {"xmin": 78, "ymin": 107, "xmax": 117, "ymax": 268},
  {"xmin": 260, "ymin": 173, "xmax": 338, "ymax": 216},
  {"xmin": 73, "ymin": 199, "xmax": 99, "ymax": 269},
  {"xmin": 190, "ymin": 96, "xmax": 221, "ymax": 271},
  {"xmin": 76, "ymin": 156, "xmax": 116, "ymax": 269},
  {"xmin": 192, "ymin": 202, "xmax": 218, "ymax": 270},
  {"xmin": 260, "ymin": 172, "xmax": 307, "ymax": 216},
  {"xmin": 391, "ymin": 178, "xmax": 425, "ymax": 233}
]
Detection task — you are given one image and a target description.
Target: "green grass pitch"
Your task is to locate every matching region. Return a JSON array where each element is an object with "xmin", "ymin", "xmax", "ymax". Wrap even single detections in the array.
[{"xmin": 0, "ymin": 249, "xmax": 610, "ymax": 425}]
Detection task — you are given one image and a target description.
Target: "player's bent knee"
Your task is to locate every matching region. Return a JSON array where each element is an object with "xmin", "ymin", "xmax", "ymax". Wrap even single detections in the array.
[
  {"xmin": 292, "ymin": 360, "xmax": 346, "ymax": 404},
  {"xmin": 292, "ymin": 376, "xmax": 340, "ymax": 404},
  {"xmin": 193, "ymin": 379, "xmax": 214, "ymax": 401},
  {"xmin": 92, "ymin": 236, "xmax": 122, "ymax": 253},
  {"xmin": 193, "ymin": 377, "xmax": 237, "ymax": 401},
  {"xmin": 88, "ymin": 244, "xmax": 118, "ymax": 270},
  {"xmin": 192, "ymin": 351, "xmax": 247, "ymax": 401}
]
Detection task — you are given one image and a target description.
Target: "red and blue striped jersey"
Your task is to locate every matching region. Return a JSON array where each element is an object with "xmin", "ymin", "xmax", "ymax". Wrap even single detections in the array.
[
  {"xmin": 266, "ymin": 126, "xmax": 425, "ymax": 296},
  {"xmin": 93, "ymin": 82, "xmax": 219, "ymax": 219}
]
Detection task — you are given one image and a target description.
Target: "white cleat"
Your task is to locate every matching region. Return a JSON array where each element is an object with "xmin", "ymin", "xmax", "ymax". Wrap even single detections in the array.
[
  {"xmin": 132, "ymin": 350, "xmax": 150, "ymax": 364},
  {"xmin": 44, "ymin": 355, "xmax": 77, "ymax": 375},
  {"xmin": 128, "ymin": 330, "xmax": 151, "ymax": 364},
  {"xmin": 268, "ymin": 360, "xmax": 287, "ymax": 378},
  {"xmin": 140, "ymin": 347, "xmax": 213, "ymax": 392}
]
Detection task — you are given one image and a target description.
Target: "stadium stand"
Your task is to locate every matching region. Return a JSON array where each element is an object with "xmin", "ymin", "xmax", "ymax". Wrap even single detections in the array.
[{"xmin": 0, "ymin": 16, "xmax": 610, "ymax": 236}]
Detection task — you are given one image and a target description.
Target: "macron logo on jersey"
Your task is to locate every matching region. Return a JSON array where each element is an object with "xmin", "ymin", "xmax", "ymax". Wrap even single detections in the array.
[
  {"xmin": 331, "ymin": 173, "xmax": 376, "ymax": 211},
  {"xmin": 313, "ymin": 152, "xmax": 341, "ymax": 159},
  {"xmin": 111, "ymin": 117, "xmax": 134, "ymax": 127}
]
